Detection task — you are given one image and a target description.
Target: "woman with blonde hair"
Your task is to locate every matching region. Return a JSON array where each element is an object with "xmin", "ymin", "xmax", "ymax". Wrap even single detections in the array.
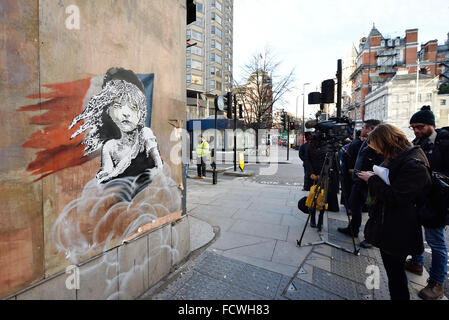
[{"xmin": 357, "ymin": 124, "xmax": 431, "ymax": 300}]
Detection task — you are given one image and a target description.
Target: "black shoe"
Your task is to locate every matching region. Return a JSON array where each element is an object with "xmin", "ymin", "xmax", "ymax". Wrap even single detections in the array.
[
  {"xmin": 359, "ymin": 240, "xmax": 372, "ymax": 248},
  {"xmin": 337, "ymin": 227, "xmax": 358, "ymax": 238}
]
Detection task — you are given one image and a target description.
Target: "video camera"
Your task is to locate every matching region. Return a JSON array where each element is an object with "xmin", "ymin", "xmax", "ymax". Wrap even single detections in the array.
[{"xmin": 305, "ymin": 116, "xmax": 354, "ymax": 144}]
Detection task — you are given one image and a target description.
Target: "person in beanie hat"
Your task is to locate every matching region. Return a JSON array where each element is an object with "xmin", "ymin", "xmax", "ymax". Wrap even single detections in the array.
[
  {"xmin": 406, "ymin": 105, "xmax": 449, "ymax": 300},
  {"xmin": 409, "ymin": 105, "xmax": 436, "ymax": 127}
]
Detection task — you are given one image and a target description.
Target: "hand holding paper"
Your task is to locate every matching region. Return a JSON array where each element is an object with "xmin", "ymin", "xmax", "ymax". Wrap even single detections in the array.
[{"xmin": 373, "ymin": 165, "xmax": 390, "ymax": 185}]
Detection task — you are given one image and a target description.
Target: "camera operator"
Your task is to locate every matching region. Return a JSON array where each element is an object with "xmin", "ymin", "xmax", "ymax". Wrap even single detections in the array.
[
  {"xmin": 338, "ymin": 119, "xmax": 383, "ymax": 248},
  {"xmin": 299, "ymin": 132, "xmax": 313, "ymax": 191},
  {"xmin": 304, "ymin": 135, "xmax": 340, "ymax": 227}
]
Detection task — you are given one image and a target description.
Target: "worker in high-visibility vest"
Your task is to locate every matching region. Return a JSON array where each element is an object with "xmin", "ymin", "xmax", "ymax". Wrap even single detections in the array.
[{"xmin": 195, "ymin": 135, "xmax": 209, "ymax": 179}]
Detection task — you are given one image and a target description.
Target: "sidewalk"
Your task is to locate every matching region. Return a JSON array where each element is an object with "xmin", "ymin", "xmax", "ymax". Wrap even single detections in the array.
[{"xmin": 140, "ymin": 175, "xmax": 447, "ymax": 300}]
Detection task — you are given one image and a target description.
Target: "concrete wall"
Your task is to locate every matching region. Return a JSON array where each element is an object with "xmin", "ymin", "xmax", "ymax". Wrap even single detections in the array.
[{"xmin": 1, "ymin": 0, "xmax": 189, "ymax": 299}]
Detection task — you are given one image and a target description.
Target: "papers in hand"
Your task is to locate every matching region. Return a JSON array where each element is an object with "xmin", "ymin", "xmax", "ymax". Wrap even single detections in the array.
[{"xmin": 373, "ymin": 165, "xmax": 390, "ymax": 185}]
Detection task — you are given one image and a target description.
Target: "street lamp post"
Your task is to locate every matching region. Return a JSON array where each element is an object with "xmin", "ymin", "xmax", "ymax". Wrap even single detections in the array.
[{"xmin": 302, "ymin": 82, "xmax": 310, "ymax": 141}]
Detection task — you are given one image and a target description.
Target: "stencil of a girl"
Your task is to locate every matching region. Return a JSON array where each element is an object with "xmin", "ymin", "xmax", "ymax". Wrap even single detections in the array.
[{"xmin": 69, "ymin": 67, "xmax": 162, "ymax": 185}]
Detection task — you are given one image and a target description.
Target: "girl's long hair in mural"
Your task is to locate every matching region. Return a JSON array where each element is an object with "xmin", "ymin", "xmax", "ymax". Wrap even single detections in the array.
[
  {"xmin": 50, "ymin": 68, "xmax": 181, "ymax": 265},
  {"xmin": 69, "ymin": 79, "xmax": 147, "ymax": 156}
]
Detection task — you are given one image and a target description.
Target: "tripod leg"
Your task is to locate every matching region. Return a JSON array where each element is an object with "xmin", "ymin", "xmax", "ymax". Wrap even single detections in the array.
[{"xmin": 297, "ymin": 211, "xmax": 311, "ymax": 246}]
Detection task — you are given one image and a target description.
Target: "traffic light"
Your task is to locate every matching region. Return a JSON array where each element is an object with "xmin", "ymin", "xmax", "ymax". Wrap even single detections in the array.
[
  {"xmin": 280, "ymin": 112, "xmax": 286, "ymax": 130},
  {"xmin": 321, "ymin": 79, "xmax": 335, "ymax": 103},
  {"xmin": 289, "ymin": 120, "xmax": 295, "ymax": 130},
  {"xmin": 225, "ymin": 92, "xmax": 232, "ymax": 119}
]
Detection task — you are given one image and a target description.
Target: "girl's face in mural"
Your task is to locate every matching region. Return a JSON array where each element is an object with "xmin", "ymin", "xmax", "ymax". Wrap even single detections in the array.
[{"xmin": 109, "ymin": 99, "xmax": 142, "ymax": 133}]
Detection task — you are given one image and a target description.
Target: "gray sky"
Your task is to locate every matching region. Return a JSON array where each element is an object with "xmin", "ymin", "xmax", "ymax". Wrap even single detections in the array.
[{"xmin": 233, "ymin": 0, "xmax": 449, "ymax": 119}]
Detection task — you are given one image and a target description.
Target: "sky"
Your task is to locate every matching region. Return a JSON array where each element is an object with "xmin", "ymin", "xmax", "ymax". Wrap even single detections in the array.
[{"xmin": 233, "ymin": 0, "xmax": 449, "ymax": 119}]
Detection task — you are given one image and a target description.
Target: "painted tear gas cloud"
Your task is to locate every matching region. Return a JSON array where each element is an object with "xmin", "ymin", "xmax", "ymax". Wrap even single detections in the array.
[{"xmin": 50, "ymin": 164, "xmax": 181, "ymax": 264}]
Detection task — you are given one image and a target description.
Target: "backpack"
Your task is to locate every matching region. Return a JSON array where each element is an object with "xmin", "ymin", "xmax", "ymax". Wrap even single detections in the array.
[{"xmin": 416, "ymin": 162, "xmax": 449, "ymax": 227}]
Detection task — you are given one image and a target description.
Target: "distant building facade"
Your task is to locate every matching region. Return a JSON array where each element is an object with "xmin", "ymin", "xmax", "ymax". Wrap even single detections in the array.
[
  {"xmin": 349, "ymin": 26, "xmax": 449, "ymax": 123},
  {"xmin": 186, "ymin": 0, "xmax": 234, "ymax": 120}
]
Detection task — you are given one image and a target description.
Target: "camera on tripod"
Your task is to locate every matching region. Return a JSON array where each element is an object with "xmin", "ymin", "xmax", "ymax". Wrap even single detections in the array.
[
  {"xmin": 296, "ymin": 60, "xmax": 360, "ymax": 255},
  {"xmin": 305, "ymin": 115, "xmax": 355, "ymax": 146}
]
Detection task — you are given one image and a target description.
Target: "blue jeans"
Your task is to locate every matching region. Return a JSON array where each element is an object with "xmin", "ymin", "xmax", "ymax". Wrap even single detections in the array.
[{"xmin": 411, "ymin": 226, "xmax": 448, "ymax": 285}]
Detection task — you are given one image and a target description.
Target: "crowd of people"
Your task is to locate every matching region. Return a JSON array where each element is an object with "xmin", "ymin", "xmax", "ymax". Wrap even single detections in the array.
[{"xmin": 299, "ymin": 106, "xmax": 449, "ymax": 300}]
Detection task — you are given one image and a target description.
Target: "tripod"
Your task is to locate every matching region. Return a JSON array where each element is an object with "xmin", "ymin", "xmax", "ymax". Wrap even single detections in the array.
[{"xmin": 297, "ymin": 142, "xmax": 359, "ymax": 256}]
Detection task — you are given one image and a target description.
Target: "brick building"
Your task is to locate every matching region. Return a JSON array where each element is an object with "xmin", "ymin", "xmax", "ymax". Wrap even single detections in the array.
[{"xmin": 348, "ymin": 26, "xmax": 449, "ymax": 123}]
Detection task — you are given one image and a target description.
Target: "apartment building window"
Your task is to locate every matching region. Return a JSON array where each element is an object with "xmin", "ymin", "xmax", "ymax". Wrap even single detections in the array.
[
  {"xmin": 187, "ymin": 46, "xmax": 203, "ymax": 56},
  {"xmin": 210, "ymin": 80, "xmax": 222, "ymax": 90},
  {"xmin": 441, "ymin": 99, "xmax": 447, "ymax": 106},
  {"xmin": 186, "ymin": 74, "xmax": 191, "ymax": 83},
  {"xmin": 187, "ymin": 29, "xmax": 204, "ymax": 42},
  {"xmin": 426, "ymin": 93, "xmax": 432, "ymax": 101},
  {"xmin": 187, "ymin": 59, "xmax": 203, "ymax": 71},
  {"xmin": 212, "ymin": 1, "xmax": 222, "ymax": 11},
  {"xmin": 381, "ymin": 40, "xmax": 385, "ymax": 47},
  {"xmin": 402, "ymin": 95, "xmax": 409, "ymax": 102},
  {"xmin": 191, "ymin": 75, "xmax": 203, "ymax": 85},
  {"xmin": 211, "ymin": 39, "xmax": 222, "ymax": 51},
  {"xmin": 210, "ymin": 66, "xmax": 222, "ymax": 77},
  {"xmin": 193, "ymin": 17, "xmax": 204, "ymax": 27},
  {"xmin": 211, "ymin": 26, "xmax": 222, "ymax": 38},
  {"xmin": 387, "ymin": 39, "xmax": 393, "ymax": 47},
  {"xmin": 196, "ymin": 2, "xmax": 203, "ymax": 13},
  {"xmin": 395, "ymin": 38, "xmax": 400, "ymax": 46},
  {"xmin": 211, "ymin": 12, "xmax": 222, "ymax": 25},
  {"xmin": 211, "ymin": 53, "xmax": 222, "ymax": 64}
]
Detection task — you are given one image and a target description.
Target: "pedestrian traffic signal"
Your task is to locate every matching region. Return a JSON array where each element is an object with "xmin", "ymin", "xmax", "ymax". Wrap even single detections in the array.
[
  {"xmin": 289, "ymin": 121, "xmax": 295, "ymax": 130},
  {"xmin": 321, "ymin": 79, "xmax": 335, "ymax": 103},
  {"xmin": 225, "ymin": 92, "xmax": 232, "ymax": 119},
  {"xmin": 280, "ymin": 112, "xmax": 286, "ymax": 130}
]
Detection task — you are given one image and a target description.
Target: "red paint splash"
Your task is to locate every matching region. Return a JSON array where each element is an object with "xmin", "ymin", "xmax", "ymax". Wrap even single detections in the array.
[{"xmin": 19, "ymin": 78, "xmax": 93, "ymax": 181}]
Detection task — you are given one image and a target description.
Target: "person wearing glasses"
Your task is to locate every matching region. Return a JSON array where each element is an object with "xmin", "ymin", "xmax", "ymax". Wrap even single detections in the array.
[{"xmin": 404, "ymin": 105, "xmax": 449, "ymax": 300}]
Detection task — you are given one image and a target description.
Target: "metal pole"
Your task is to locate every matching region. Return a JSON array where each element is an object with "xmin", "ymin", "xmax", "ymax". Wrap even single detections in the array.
[
  {"xmin": 337, "ymin": 59, "xmax": 342, "ymax": 119},
  {"xmin": 234, "ymin": 94, "xmax": 237, "ymax": 172},
  {"xmin": 287, "ymin": 115, "xmax": 290, "ymax": 161},
  {"xmin": 302, "ymin": 83, "xmax": 310, "ymax": 143},
  {"xmin": 213, "ymin": 98, "xmax": 218, "ymax": 185}
]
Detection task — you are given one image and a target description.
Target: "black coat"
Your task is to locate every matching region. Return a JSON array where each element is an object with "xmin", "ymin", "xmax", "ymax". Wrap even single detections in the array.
[{"xmin": 364, "ymin": 146, "xmax": 431, "ymax": 256}]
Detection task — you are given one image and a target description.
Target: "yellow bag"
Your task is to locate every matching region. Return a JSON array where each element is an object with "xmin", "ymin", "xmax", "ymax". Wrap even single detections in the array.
[{"xmin": 305, "ymin": 184, "xmax": 328, "ymax": 211}]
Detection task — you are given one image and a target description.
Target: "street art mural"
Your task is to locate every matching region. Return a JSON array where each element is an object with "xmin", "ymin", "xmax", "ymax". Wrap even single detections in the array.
[{"xmin": 15, "ymin": 68, "xmax": 183, "ymax": 298}]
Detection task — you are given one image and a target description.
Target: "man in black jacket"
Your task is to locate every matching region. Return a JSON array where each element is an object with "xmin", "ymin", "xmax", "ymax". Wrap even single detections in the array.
[
  {"xmin": 338, "ymin": 120, "xmax": 383, "ymax": 248},
  {"xmin": 405, "ymin": 105, "xmax": 449, "ymax": 300},
  {"xmin": 299, "ymin": 132, "xmax": 312, "ymax": 191}
]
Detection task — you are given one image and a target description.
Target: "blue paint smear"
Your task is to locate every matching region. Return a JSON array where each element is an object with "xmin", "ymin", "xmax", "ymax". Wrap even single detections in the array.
[{"xmin": 137, "ymin": 74, "xmax": 154, "ymax": 128}]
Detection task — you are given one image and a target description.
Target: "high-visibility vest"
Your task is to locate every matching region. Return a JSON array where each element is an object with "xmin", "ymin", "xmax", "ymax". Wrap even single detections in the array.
[{"xmin": 196, "ymin": 141, "xmax": 209, "ymax": 158}]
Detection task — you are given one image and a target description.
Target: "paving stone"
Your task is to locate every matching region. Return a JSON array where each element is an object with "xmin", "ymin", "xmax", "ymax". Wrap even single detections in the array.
[
  {"xmin": 193, "ymin": 251, "xmax": 247, "ymax": 284},
  {"xmin": 222, "ymin": 286, "xmax": 269, "ymax": 300},
  {"xmin": 311, "ymin": 267, "xmax": 369, "ymax": 300},
  {"xmin": 232, "ymin": 208, "xmax": 283, "ymax": 225},
  {"xmin": 230, "ymin": 220, "xmax": 288, "ymax": 241},
  {"xmin": 272, "ymin": 240, "xmax": 312, "ymax": 267},
  {"xmin": 232, "ymin": 264, "xmax": 283, "ymax": 299},
  {"xmin": 219, "ymin": 239, "xmax": 277, "ymax": 261},
  {"xmin": 305, "ymin": 253, "xmax": 332, "ymax": 272},
  {"xmin": 174, "ymin": 271, "xmax": 230, "ymax": 300},
  {"xmin": 284, "ymin": 279, "xmax": 343, "ymax": 300}
]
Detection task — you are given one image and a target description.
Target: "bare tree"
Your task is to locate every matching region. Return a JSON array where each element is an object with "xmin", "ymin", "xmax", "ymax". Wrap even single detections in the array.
[{"xmin": 234, "ymin": 48, "xmax": 295, "ymax": 160}]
